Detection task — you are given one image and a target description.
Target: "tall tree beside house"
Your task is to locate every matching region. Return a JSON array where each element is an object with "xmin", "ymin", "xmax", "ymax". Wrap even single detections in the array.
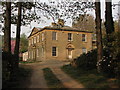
[
  {"xmin": 105, "ymin": 0, "xmax": 114, "ymax": 34},
  {"xmin": 3, "ymin": 1, "xmax": 12, "ymax": 82},
  {"xmin": 14, "ymin": 2, "xmax": 22, "ymax": 69},
  {"xmin": 95, "ymin": 1, "xmax": 103, "ymax": 72},
  {"xmin": 3, "ymin": 2, "xmax": 11, "ymax": 54}
]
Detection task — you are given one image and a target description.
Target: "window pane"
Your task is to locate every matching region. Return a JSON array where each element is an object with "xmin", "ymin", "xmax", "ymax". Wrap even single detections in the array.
[
  {"xmin": 42, "ymin": 33, "xmax": 44, "ymax": 41},
  {"xmin": 34, "ymin": 37, "xmax": 36, "ymax": 43},
  {"xmin": 82, "ymin": 48, "xmax": 87, "ymax": 53},
  {"xmin": 68, "ymin": 33, "xmax": 72, "ymax": 41},
  {"xmin": 37, "ymin": 35, "xmax": 39, "ymax": 42},
  {"xmin": 52, "ymin": 47, "xmax": 56, "ymax": 56},
  {"xmin": 52, "ymin": 32, "xmax": 57, "ymax": 40},
  {"xmin": 82, "ymin": 34, "xmax": 86, "ymax": 41}
]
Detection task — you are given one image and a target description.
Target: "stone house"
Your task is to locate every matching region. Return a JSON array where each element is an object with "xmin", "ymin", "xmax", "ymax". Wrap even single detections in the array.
[{"xmin": 28, "ymin": 24, "xmax": 94, "ymax": 61}]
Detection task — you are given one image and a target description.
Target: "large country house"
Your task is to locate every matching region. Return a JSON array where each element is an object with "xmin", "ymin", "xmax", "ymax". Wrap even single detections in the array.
[{"xmin": 28, "ymin": 22, "xmax": 96, "ymax": 61}]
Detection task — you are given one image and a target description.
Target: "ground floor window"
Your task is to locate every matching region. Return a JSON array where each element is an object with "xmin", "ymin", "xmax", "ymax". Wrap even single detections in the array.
[
  {"xmin": 42, "ymin": 47, "xmax": 44, "ymax": 57},
  {"xmin": 52, "ymin": 47, "xmax": 57, "ymax": 56},
  {"xmin": 32, "ymin": 51, "xmax": 33, "ymax": 59},
  {"xmin": 82, "ymin": 48, "xmax": 87, "ymax": 54},
  {"xmin": 36, "ymin": 49, "xmax": 39, "ymax": 57}
]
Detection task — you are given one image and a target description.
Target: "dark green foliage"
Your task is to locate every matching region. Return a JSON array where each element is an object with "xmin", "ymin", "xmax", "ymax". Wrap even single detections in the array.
[
  {"xmin": 3, "ymin": 66, "xmax": 32, "ymax": 88},
  {"xmin": 103, "ymin": 32, "xmax": 120, "ymax": 60},
  {"xmin": 20, "ymin": 33, "xmax": 28, "ymax": 53},
  {"xmin": 61, "ymin": 65, "xmax": 110, "ymax": 88},
  {"xmin": 99, "ymin": 32, "xmax": 120, "ymax": 78},
  {"xmin": 72, "ymin": 49, "xmax": 97, "ymax": 70}
]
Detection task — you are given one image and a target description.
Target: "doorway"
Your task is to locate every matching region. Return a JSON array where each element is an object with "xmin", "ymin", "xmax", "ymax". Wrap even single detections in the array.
[{"xmin": 68, "ymin": 49, "xmax": 72, "ymax": 59}]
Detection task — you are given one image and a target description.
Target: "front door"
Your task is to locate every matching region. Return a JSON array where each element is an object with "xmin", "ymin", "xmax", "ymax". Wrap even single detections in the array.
[{"xmin": 68, "ymin": 49, "xmax": 72, "ymax": 59}]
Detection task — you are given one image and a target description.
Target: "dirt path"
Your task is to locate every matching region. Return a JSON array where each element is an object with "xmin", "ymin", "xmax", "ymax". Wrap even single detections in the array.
[
  {"xmin": 29, "ymin": 68, "xmax": 48, "ymax": 88},
  {"xmin": 20, "ymin": 60, "xmax": 84, "ymax": 88},
  {"xmin": 51, "ymin": 67, "xmax": 84, "ymax": 88}
]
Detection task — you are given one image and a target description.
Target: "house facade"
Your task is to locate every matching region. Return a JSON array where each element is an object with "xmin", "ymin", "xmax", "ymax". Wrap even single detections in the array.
[
  {"xmin": 22, "ymin": 51, "xmax": 28, "ymax": 61},
  {"xmin": 28, "ymin": 26, "xmax": 94, "ymax": 61}
]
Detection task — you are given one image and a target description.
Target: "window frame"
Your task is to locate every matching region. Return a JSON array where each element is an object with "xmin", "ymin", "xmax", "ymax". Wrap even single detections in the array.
[
  {"xmin": 42, "ymin": 33, "xmax": 44, "ymax": 41},
  {"xmin": 52, "ymin": 32, "xmax": 57, "ymax": 40},
  {"xmin": 36, "ymin": 48, "xmax": 39, "ymax": 57},
  {"xmin": 68, "ymin": 33, "xmax": 73, "ymax": 41},
  {"xmin": 82, "ymin": 34, "xmax": 87, "ymax": 42},
  {"xmin": 82, "ymin": 48, "xmax": 87, "ymax": 54},
  {"xmin": 37, "ymin": 35, "xmax": 39, "ymax": 42},
  {"xmin": 52, "ymin": 47, "xmax": 57, "ymax": 57},
  {"xmin": 34, "ymin": 37, "xmax": 36, "ymax": 44}
]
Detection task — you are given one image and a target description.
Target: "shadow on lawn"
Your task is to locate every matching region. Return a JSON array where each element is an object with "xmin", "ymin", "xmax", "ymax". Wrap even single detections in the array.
[{"xmin": 3, "ymin": 66, "xmax": 32, "ymax": 88}]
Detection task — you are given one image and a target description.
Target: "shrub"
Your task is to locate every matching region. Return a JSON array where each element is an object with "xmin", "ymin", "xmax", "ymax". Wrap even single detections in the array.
[
  {"xmin": 71, "ymin": 49, "xmax": 97, "ymax": 70},
  {"xmin": 99, "ymin": 32, "xmax": 120, "ymax": 78}
]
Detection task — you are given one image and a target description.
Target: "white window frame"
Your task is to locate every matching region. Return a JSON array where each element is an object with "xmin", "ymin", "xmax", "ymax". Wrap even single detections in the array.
[
  {"xmin": 82, "ymin": 48, "xmax": 87, "ymax": 54},
  {"xmin": 34, "ymin": 37, "xmax": 36, "ymax": 43},
  {"xmin": 42, "ymin": 33, "xmax": 44, "ymax": 41},
  {"xmin": 36, "ymin": 48, "xmax": 39, "ymax": 57},
  {"xmin": 68, "ymin": 33, "xmax": 73, "ymax": 41},
  {"xmin": 82, "ymin": 34, "xmax": 87, "ymax": 42},
  {"xmin": 42, "ymin": 47, "xmax": 44, "ymax": 57},
  {"xmin": 32, "ymin": 51, "xmax": 33, "ymax": 59},
  {"xmin": 52, "ymin": 32, "xmax": 57, "ymax": 40},
  {"xmin": 52, "ymin": 47, "xmax": 58, "ymax": 57},
  {"xmin": 37, "ymin": 35, "xmax": 39, "ymax": 42},
  {"xmin": 32, "ymin": 38, "xmax": 33, "ymax": 44}
]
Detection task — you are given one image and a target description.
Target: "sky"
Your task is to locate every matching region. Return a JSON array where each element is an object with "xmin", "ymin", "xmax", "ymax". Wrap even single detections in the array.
[{"xmin": 0, "ymin": 0, "xmax": 120, "ymax": 38}]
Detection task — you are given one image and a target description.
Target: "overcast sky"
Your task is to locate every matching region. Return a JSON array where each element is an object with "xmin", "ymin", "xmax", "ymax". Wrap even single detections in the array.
[{"xmin": 0, "ymin": 0, "xmax": 120, "ymax": 38}]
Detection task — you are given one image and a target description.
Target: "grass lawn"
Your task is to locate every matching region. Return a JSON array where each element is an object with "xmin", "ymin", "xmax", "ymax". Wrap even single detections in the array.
[
  {"xmin": 61, "ymin": 64, "xmax": 120, "ymax": 88},
  {"xmin": 19, "ymin": 61, "xmax": 41, "ymax": 64},
  {"xmin": 3, "ymin": 67, "xmax": 32, "ymax": 88},
  {"xmin": 43, "ymin": 68, "xmax": 65, "ymax": 88}
]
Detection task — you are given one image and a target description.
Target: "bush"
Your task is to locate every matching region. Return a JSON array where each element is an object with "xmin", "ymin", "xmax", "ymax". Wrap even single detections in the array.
[
  {"xmin": 99, "ymin": 32, "xmax": 120, "ymax": 78},
  {"xmin": 71, "ymin": 49, "xmax": 97, "ymax": 70}
]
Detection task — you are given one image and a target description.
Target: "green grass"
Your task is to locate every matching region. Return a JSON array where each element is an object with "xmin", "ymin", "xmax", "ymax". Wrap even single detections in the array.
[
  {"xmin": 43, "ymin": 68, "xmax": 65, "ymax": 88},
  {"xmin": 19, "ymin": 60, "xmax": 41, "ymax": 64},
  {"xmin": 61, "ymin": 64, "xmax": 116, "ymax": 88}
]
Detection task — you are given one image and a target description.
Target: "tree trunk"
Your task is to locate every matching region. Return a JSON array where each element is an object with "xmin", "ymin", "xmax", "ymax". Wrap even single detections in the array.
[
  {"xmin": 14, "ymin": 2, "xmax": 22, "ymax": 69},
  {"xmin": 105, "ymin": 0, "xmax": 114, "ymax": 34},
  {"xmin": 95, "ymin": 1, "xmax": 103, "ymax": 72},
  {"xmin": 3, "ymin": 2, "xmax": 11, "ymax": 69},
  {"xmin": 3, "ymin": 2, "xmax": 12, "ymax": 81},
  {"xmin": 4, "ymin": 2, "xmax": 11, "ymax": 53}
]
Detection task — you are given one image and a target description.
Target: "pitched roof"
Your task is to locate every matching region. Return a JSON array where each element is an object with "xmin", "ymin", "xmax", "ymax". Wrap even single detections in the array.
[
  {"xmin": 28, "ymin": 26, "xmax": 93, "ymax": 38},
  {"xmin": 28, "ymin": 27, "xmax": 42, "ymax": 38}
]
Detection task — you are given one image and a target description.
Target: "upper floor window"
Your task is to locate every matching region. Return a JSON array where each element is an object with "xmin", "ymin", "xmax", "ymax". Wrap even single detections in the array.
[
  {"xmin": 52, "ymin": 47, "xmax": 57, "ymax": 56},
  {"xmin": 32, "ymin": 38, "xmax": 33, "ymax": 44},
  {"xmin": 29, "ymin": 40, "xmax": 30, "ymax": 46},
  {"xmin": 82, "ymin": 34, "xmax": 87, "ymax": 42},
  {"xmin": 42, "ymin": 33, "xmax": 44, "ymax": 41},
  {"xmin": 68, "ymin": 33, "xmax": 73, "ymax": 41},
  {"xmin": 52, "ymin": 32, "xmax": 57, "ymax": 40},
  {"xmin": 82, "ymin": 48, "xmax": 87, "ymax": 54},
  {"xmin": 37, "ymin": 35, "xmax": 39, "ymax": 42},
  {"xmin": 34, "ymin": 37, "xmax": 36, "ymax": 43}
]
